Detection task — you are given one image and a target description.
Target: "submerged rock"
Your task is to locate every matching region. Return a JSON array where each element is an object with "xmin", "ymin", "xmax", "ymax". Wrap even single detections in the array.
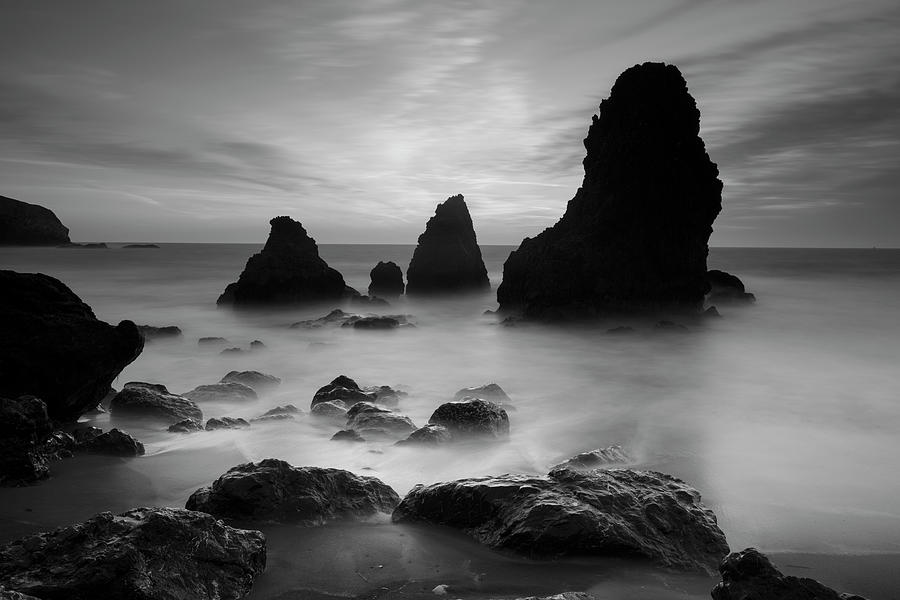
[
  {"xmin": 217, "ymin": 216, "xmax": 357, "ymax": 306},
  {"xmin": 167, "ymin": 418, "xmax": 203, "ymax": 433},
  {"xmin": 136, "ymin": 324, "xmax": 182, "ymax": 341},
  {"xmin": 393, "ymin": 467, "xmax": 729, "ymax": 574},
  {"xmin": 363, "ymin": 385, "xmax": 407, "ymax": 407},
  {"xmin": 186, "ymin": 458, "xmax": 400, "ymax": 524},
  {"xmin": 396, "ymin": 424, "xmax": 453, "ymax": 447},
  {"xmin": 711, "ymin": 548, "xmax": 867, "ymax": 600},
  {"xmin": 0, "ymin": 507, "xmax": 266, "ymax": 600},
  {"xmin": 497, "ymin": 63, "xmax": 723, "ymax": 319},
  {"xmin": 259, "ymin": 404, "xmax": 300, "ymax": 417},
  {"xmin": 0, "ymin": 271, "xmax": 143, "ymax": 422},
  {"xmin": 369, "ymin": 261, "xmax": 405, "ymax": 297},
  {"xmin": 428, "ymin": 398, "xmax": 509, "ymax": 440},
  {"xmin": 551, "ymin": 445, "xmax": 631, "ymax": 470},
  {"xmin": 453, "ymin": 383, "xmax": 511, "ymax": 405},
  {"xmin": 110, "ymin": 382, "xmax": 202, "ymax": 424},
  {"xmin": 707, "ymin": 269, "xmax": 756, "ymax": 304},
  {"xmin": 205, "ymin": 417, "xmax": 250, "ymax": 431},
  {"xmin": 184, "ymin": 382, "xmax": 257, "ymax": 403},
  {"xmin": 292, "ymin": 309, "xmax": 413, "ymax": 329},
  {"xmin": 220, "ymin": 370, "xmax": 282, "ymax": 393},
  {"xmin": 198, "ymin": 336, "xmax": 228, "ymax": 345},
  {"xmin": 406, "ymin": 195, "xmax": 490, "ymax": 295},
  {"xmin": 331, "ymin": 429, "xmax": 366, "ymax": 443},
  {"xmin": 0, "ymin": 195, "xmax": 69, "ymax": 245}
]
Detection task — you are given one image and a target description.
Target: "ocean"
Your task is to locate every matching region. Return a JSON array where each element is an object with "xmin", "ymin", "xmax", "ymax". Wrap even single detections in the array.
[{"xmin": 1, "ymin": 244, "xmax": 899, "ymax": 599}]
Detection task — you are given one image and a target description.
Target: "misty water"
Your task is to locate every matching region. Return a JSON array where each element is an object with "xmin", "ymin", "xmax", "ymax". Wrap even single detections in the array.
[{"xmin": 2, "ymin": 244, "xmax": 899, "ymax": 599}]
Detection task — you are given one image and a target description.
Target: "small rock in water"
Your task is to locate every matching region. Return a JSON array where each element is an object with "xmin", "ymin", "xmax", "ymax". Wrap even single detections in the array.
[
  {"xmin": 250, "ymin": 414, "xmax": 295, "ymax": 424},
  {"xmin": 109, "ymin": 383, "xmax": 202, "ymax": 424},
  {"xmin": 77, "ymin": 428, "xmax": 145, "ymax": 456},
  {"xmin": 260, "ymin": 404, "xmax": 300, "ymax": 417},
  {"xmin": 184, "ymin": 382, "xmax": 257, "ymax": 403},
  {"xmin": 250, "ymin": 339, "xmax": 266, "ymax": 349},
  {"xmin": 205, "ymin": 417, "xmax": 250, "ymax": 431},
  {"xmin": 220, "ymin": 370, "xmax": 281, "ymax": 393},
  {"xmin": 707, "ymin": 269, "xmax": 756, "ymax": 304},
  {"xmin": 311, "ymin": 375, "xmax": 375, "ymax": 409},
  {"xmin": 167, "ymin": 419, "xmax": 202, "ymax": 433},
  {"xmin": 396, "ymin": 424, "xmax": 453, "ymax": 447},
  {"xmin": 331, "ymin": 429, "xmax": 366, "ymax": 443},
  {"xmin": 311, "ymin": 400, "xmax": 349, "ymax": 419},
  {"xmin": 428, "ymin": 398, "xmax": 509, "ymax": 441},
  {"xmin": 220, "ymin": 347, "xmax": 245, "ymax": 355},
  {"xmin": 432, "ymin": 584, "xmax": 449, "ymax": 596},
  {"xmin": 136, "ymin": 325, "xmax": 182, "ymax": 341},
  {"xmin": 453, "ymin": 383, "xmax": 511, "ymax": 404},
  {"xmin": 551, "ymin": 445, "xmax": 631, "ymax": 470},
  {"xmin": 198, "ymin": 336, "xmax": 228, "ymax": 345},
  {"xmin": 345, "ymin": 316, "xmax": 401, "ymax": 329}
]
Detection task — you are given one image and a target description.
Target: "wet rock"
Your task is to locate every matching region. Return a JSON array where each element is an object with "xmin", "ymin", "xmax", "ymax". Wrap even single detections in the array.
[
  {"xmin": 217, "ymin": 216, "xmax": 358, "ymax": 306},
  {"xmin": 292, "ymin": 309, "xmax": 412, "ymax": 329},
  {"xmin": 220, "ymin": 370, "xmax": 281, "ymax": 393},
  {"xmin": 250, "ymin": 339, "xmax": 266, "ymax": 349},
  {"xmin": 167, "ymin": 419, "xmax": 203, "ymax": 433},
  {"xmin": 259, "ymin": 404, "xmax": 300, "ymax": 417},
  {"xmin": 453, "ymin": 383, "xmax": 511, "ymax": 404},
  {"xmin": 311, "ymin": 375, "xmax": 375, "ymax": 409},
  {"xmin": 0, "ymin": 507, "xmax": 266, "ymax": 600},
  {"xmin": 78, "ymin": 428, "xmax": 145, "ymax": 456},
  {"xmin": 707, "ymin": 269, "xmax": 756, "ymax": 304},
  {"xmin": 310, "ymin": 400, "xmax": 349, "ymax": 419},
  {"xmin": 291, "ymin": 308, "xmax": 353, "ymax": 328},
  {"xmin": 0, "ymin": 195, "xmax": 69, "ymax": 245},
  {"xmin": 136, "ymin": 324, "xmax": 182, "ymax": 341},
  {"xmin": 711, "ymin": 548, "xmax": 867, "ymax": 600},
  {"xmin": 428, "ymin": 398, "xmax": 509, "ymax": 440},
  {"xmin": 205, "ymin": 417, "xmax": 250, "ymax": 431},
  {"xmin": 497, "ymin": 63, "xmax": 723, "ymax": 319},
  {"xmin": 363, "ymin": 385, "xmax": 407, "ymax": 407},
  {"xmin": 331, "ymin": 429, "xmax": 366, "ymax": 443},
  {"xmin": 220, "ymin": 347, "xmax": 245, "ymax": 355},
  {"xmin": 346, "ymin": 404, "xmax": 417, "ymax": 440},
  {"xmin": 109, "ymin": 382, "xmax": 202, "ymax": 424},
  {"xmin": 369, "ymin": 261, "xmax": 405, "ymax": 297},
  {"xmin": 0, "ymin": 396, "xmax": 54, "ymax": 485},
  {"xmin": 198, "ymin": 336, "xmax": 228, "ymax": 345},
  {"xmin": 396, "ymin": 424, "xmax": 453, "ymax": 447},
  {"xmin": 551, "ymin": 445, "xmax": 631, "ymax": 470},
  {"xmin": 393, "ymin": 467, "xmax": 729, "ymax": 574},
  {"xmin": 184, "ymin": 382, "xmax": 258, "ymax": 403},
  {"xmin": 344, "ymin": 316, "xmax": 401, "ymax": 329},
  {"xmin": 186, "ymin": 458, "xmax": 400, "ymax": 524},
  {"xmin": 0, "ymin": 271, "xmax": 143, "ymax": 422},
  {"xmin": 406, "ymin": 194, "xmax": 490, "ymax": 295},
  {"xmin": 250, "ymin": 413, "xmax": 295, "ymax": 424}
]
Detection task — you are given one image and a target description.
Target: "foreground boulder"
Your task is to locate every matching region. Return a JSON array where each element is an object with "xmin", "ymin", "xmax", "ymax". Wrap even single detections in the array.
[
  {"xmin": 110, "ymin": 382, "xmax": 202, "ymax": 424},
  {"xmin": 369, "ymin": 261, "xmax": 405, "ymax": 297},
  {"xmin": 217, "ymin": 216, "xmax": 357, "ymax": 306},
  {"xmin": 186, "ymin": 458, "xmax": 400, "ymax": 524},
  {"xmin": 393, "ymin": 467, "xmax": 728, "ymax": 574},
  {"xmin": 220, "ymin": 370, "xmax": 281, "ymax": 393},
  {"xmin": 707, "ymin": 269, "xmax": 756, "ymax": 304},
  {"xmin": 0, "ymin": 271, "xmax": 144, "ymax": 421},
  {"xmin": 406, "ymin": 195, "xmax": 490, "ymax": 295},
  {"xmin": 429, "ymin": 398, "xmax": 509, "ymax": 440},
  {"xmin": 497, "ymin": 63, "xmax": 723, "ymax": 319},
  {"xmin": 711, "ymin": 548, "xmax": 867, "ymax": 600},
  {"xmin": 0, "ymin": 507, "xmax": 266, "ymax": 600},
  {"xmin": 0, "ymin": 195, "xmax": 69, "ymax": 245},
  {"xmin": 184, "ymin": 382, "xmax": 257, "ymax": 403},
  {"xmin": 0, "ymin": 396, "xmax": 54, "ymax": 485}
]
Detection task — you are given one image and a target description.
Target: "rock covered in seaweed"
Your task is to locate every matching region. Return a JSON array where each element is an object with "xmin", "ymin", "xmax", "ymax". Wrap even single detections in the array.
[
  {"xmin": 186, "ymin": 458, "xmax": 400, "ymax": 524},
  {"xmin": 497, "ymin": 62, "xmax": 723, "ymax": 318},
  {"xmin": 0, "ymin": 195, "xmax": 69, "ymax": 245},
  {"xmin": 0, "ymin": 507, "xmax": 266, "ymax": 600},
  {"xmin": 406, "ymin": 195, "xmax": 489, "ymax": 295},
  {"xmin": 392, "ymin": 467, "xmax": 729, "ymax": 574},
  {"xmin": 217, "ymin": 216, "xmax": 357, "ymax": 306},
  {"xmin": 369, "ymin": 261, "xmax": 405, "ymax": 297},
  {"xmin": 0, "ymin": 271, "xmax": 143, "ymax": 422}
]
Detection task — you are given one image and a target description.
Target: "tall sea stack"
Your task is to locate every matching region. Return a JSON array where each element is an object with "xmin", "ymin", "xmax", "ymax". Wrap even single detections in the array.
[
  {"xmin": 406, "ymin": 195, "xmax": 489, "ymax": 295},
  {"xmin": 217, "ymin": 216, "xmax": 357, "ymax": 306},
  {"xmin": 0, "ymin": 195, "xmax": 70, "ymax": 245},
  {"xmin": 497, "ymin": 62, "xmax": 723, "ymax": 318}
]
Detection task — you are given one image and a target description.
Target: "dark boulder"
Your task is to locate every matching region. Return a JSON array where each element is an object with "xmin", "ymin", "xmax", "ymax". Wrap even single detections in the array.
[
  {"xmin": 291, "ymin": 308, "xmax": 352, "ymax": 328},
  {"xmin": 711, "ymin": 548, "xmax": 867, "ymax": 600},
  {"xmin": 0, "ymin": 271, "xmax": 143, "ymax": 422},
  {"xmin": 250, "ymin": 413, "xmax": 294, "ymax": 424},
  {"xmin": 331, "ymin": 429, "xmax": 366, "ymax": 443},
  {"xmin": 311, "ymin": 375, "xmax": 374, "ymax": 409},
  {"xmin": 186, "ymin": 458, "xmax": 400, "ymax": 524},
  {"xmin": 217, "ymin": 216, "xmax": 358, "ymax": 306},
  {"xmin": 496, "ymin": 63, "xmax": 723, "ymax": 319},
  {"xmin": 0, "ymin": 396, "xmax": 54, "ymax": 485},
  {"xmin": 58, "ymin": 242, "xmax": 107, "ymax": 248},
  {"xmin": 0, "ymin": 507, "xmax": 266, "ymax": 600},
  {"xmin": 109, "ymin": 382, "xmax": 202, "ymax": 424},
  {"xmin": 346, "ymin": 404, "xmax": 417, "ymax": 440},
  {"xmin": 205, "ymin": 417, "xmax": 250, "ymax": 431},
  {"xmin": 168, "ymin": 419, "xmax": 203, "ymax": 433},
  {"xmin": 198, "ymin": 336, "xmax": 228, "ymax": 345},
  {"xmin": 259, "ymin": 404, "xmax": 300, "ymax": 417},
  {"xmin": 396, "ymin": 424, "xmax": 453, "ymax": 447},
  {"xmin": 184, "ymin": 382, "xmax": 257, "ymax": 403},
  {"xmin": 406, "ymin": 195, "xmax": 490, "ymax": 295},
  {"xmin": 78, "ymin": 428, "xmax": 145, "ymax": 456},
  {"xmin": 369, "ymin": 261, "xmax": 405, "ymax": 297},
  {"xmin": 344, "ymin": 316, "xmax": 401, "ymax": 329},
  {"xmin": 250, "ymin": 339, "xmax": 266, "ymax": 349},
  {"xmin": 310, "ymin": 400, "xmax": 348, "ymax": 419},
  {"xmin": 136, "ymin": 324, "xmax": 182, "ymax": 341},
  {"xmin": 429, "ymin": 398, "xmax": 509, "ymax": 440},
  {"xmin": 0, "ymin": 195, "xmax": 69, "ymax": 245},
  {"xmin": 393, "ymin": 467, "xmax": 728, "ymax": 574},
  {"xmin": 220, "ymin": 370, "xmax": 281, "ymax": 393},
  {"xmin": 363, "ymin": 385, "xmax": 406, "ymax": 407},
  {"xmin": 551, "ymin": 445, "xmax": 631, "ymax": 471},
  {"xmin": 122, "ymin": 243, "xmax": 159, "ymax": 248},
  {"xmin": 453, "ymin": 383, "xmax": 511, "ymax": 404},
  {"xmin": 0, "ymin": 587, "xmax": 40, "ymax": 599},
  {"xmin": 707, "ymin": 269, "xmax": 756, "ymax": 304}
]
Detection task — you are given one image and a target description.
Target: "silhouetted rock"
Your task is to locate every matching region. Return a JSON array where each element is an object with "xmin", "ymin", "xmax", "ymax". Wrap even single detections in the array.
[
  {"xmin": 607, "ymin": 326, "xmax": 635, "ymax": 334},
  {"xmin": 186, "ymin": 458, "xmax": 400, "ymax": 524},
  {"xmin": 122, "ymin": 243, "xmax": 159, "ymax": 248},
  {"xmin": 497, "ymin": 63, "xmax": 723, "ymax": 319},
  {"xmin": 217, "ymin": 216, "xmax": 358, "ymax": 306},
  {"xmin": 707, "ymin": 269, "xmax": 756, "ymax": 304},
  {"xmin": 220, "ymin": 370, "xmax": 281, "ymax": 392},
  {"xmin": 711, "ymin": 548, "xmax": 867, "ymax": 600},
  {"xmin": 311, "ymin": 375, "xmax": 374, "ymax": 409},
  {"xmin": 369, "ymin": 261, "xmax": 405, "ymax": 297},
  {"xmin": 396, "ymin": 424, "xmax": 453, "ymax": 446},
  {"xmin": 393, "ymin": 468, "xmax": 728, "ymax": 574},
  {"xmin": 345, "ymin": 316, "xmax": 401, "ymax": 329},
  {"xmin": 0, "ymin": 196, "xmax": 70, "ymax": 245},
  {"xmin": 453, "ymin": 383, "xmax": 511, "ymax": 404},
  {"xmin": 110, "ymin": 382, "xmax": 202, "ymax": 424},
  {"xmin": 406, "ymin": 195, "xmax": 490, "ymax": 295},
  {"xmin": 58, "ymin": 242, "xmax": 108, "ymax": 248},
  {"xmin": 220, "ymin": 347, "xmax": 244, "ymax": 355},
  {"xmin": 167, "ymin": 419, "xmax": 203, "ymax": 433},
  {"xmin": 331, "ymin": 429, "xmax": 366, "ymax": 442},
  {"xmin": 205, "ymin": 417, "xmax": 250, "ymax": 431},
  {"xmin": 429, "ymin": 398, "xmax": 509, "ymax": 440},
  {"xmin": 551, "ymin": 445, "xmax": 631, "ymax": 470},
  {"xmin": 259, "ymin": 404, "xmax": 300, "ymax": 417},
  {"xmin": 0, "ymin": 396, "xmax": 54, "ymax": 485},
  {"xmin": 184, "ymin": 382, "xmax": 257, "ymax": 403},
  {"xmin": 77, "ymin": 428, "xmax": 145, "ymax": 456},
  {"xmin": 291, "ymin": 308, "xmax": 352, "ymax": 328},
  {"xmin": 349, "ymin": 294, "xmax": 390, "ymax": 308},
  {"xmin": 198, "ymin": 336, "xmax": 228, "ymax": 345},
  {"xmin": 250, "ymin": 339, "xmax": 266, "ymax": 349},
  {"xmin": 0, "ymin": 271, "xmax": 143, "ymax": 422},
  {"xmin": 137, "ymin": 324, "xmax": 182, "ymax": 340},
  {"xmin": 0, "ymin": 507, "xmax": 266, "ymax": 600}
]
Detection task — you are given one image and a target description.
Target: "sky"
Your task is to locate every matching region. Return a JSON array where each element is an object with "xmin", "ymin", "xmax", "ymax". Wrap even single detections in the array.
[{"xmin": 1, "ymin": 0, "xmax": 898, "ymax": 246}]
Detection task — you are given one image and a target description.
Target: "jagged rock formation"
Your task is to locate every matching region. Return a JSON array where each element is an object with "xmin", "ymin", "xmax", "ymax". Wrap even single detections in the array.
[
  {"xmin": 393, "ymin": 467, "xmax": 729, "ymax": 574},
  {"xmin": 0, "ymin": 271, "xmax": 143, "ymax": 422},
  {"xmin": 0, "ymin": 507, "xmax": 266, "ymax": 600},
  {"xmin": 406, "ymin": 195, "xmax": 490, "ymax": 294},
  {"xmin": 217, "ymin": 216, "xmax": 357, "ymax": 306},
  {"xmin": 711, "ymin": 548, "xmax": 867, "ymax": 600},
  {"xmin": 497, "ymin": 62, "xmax": 723, "ymax": 318},
  {"xmin": 369, "ymin": 261, "xmax": 405, "ymax": 297},
  {"xmin": 186, "ymin": 459, "xmax": 400, "ymax": 524},
  {"xmin": 0, "ymin": 196, "xmax": 70, "ymax": 245}
]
